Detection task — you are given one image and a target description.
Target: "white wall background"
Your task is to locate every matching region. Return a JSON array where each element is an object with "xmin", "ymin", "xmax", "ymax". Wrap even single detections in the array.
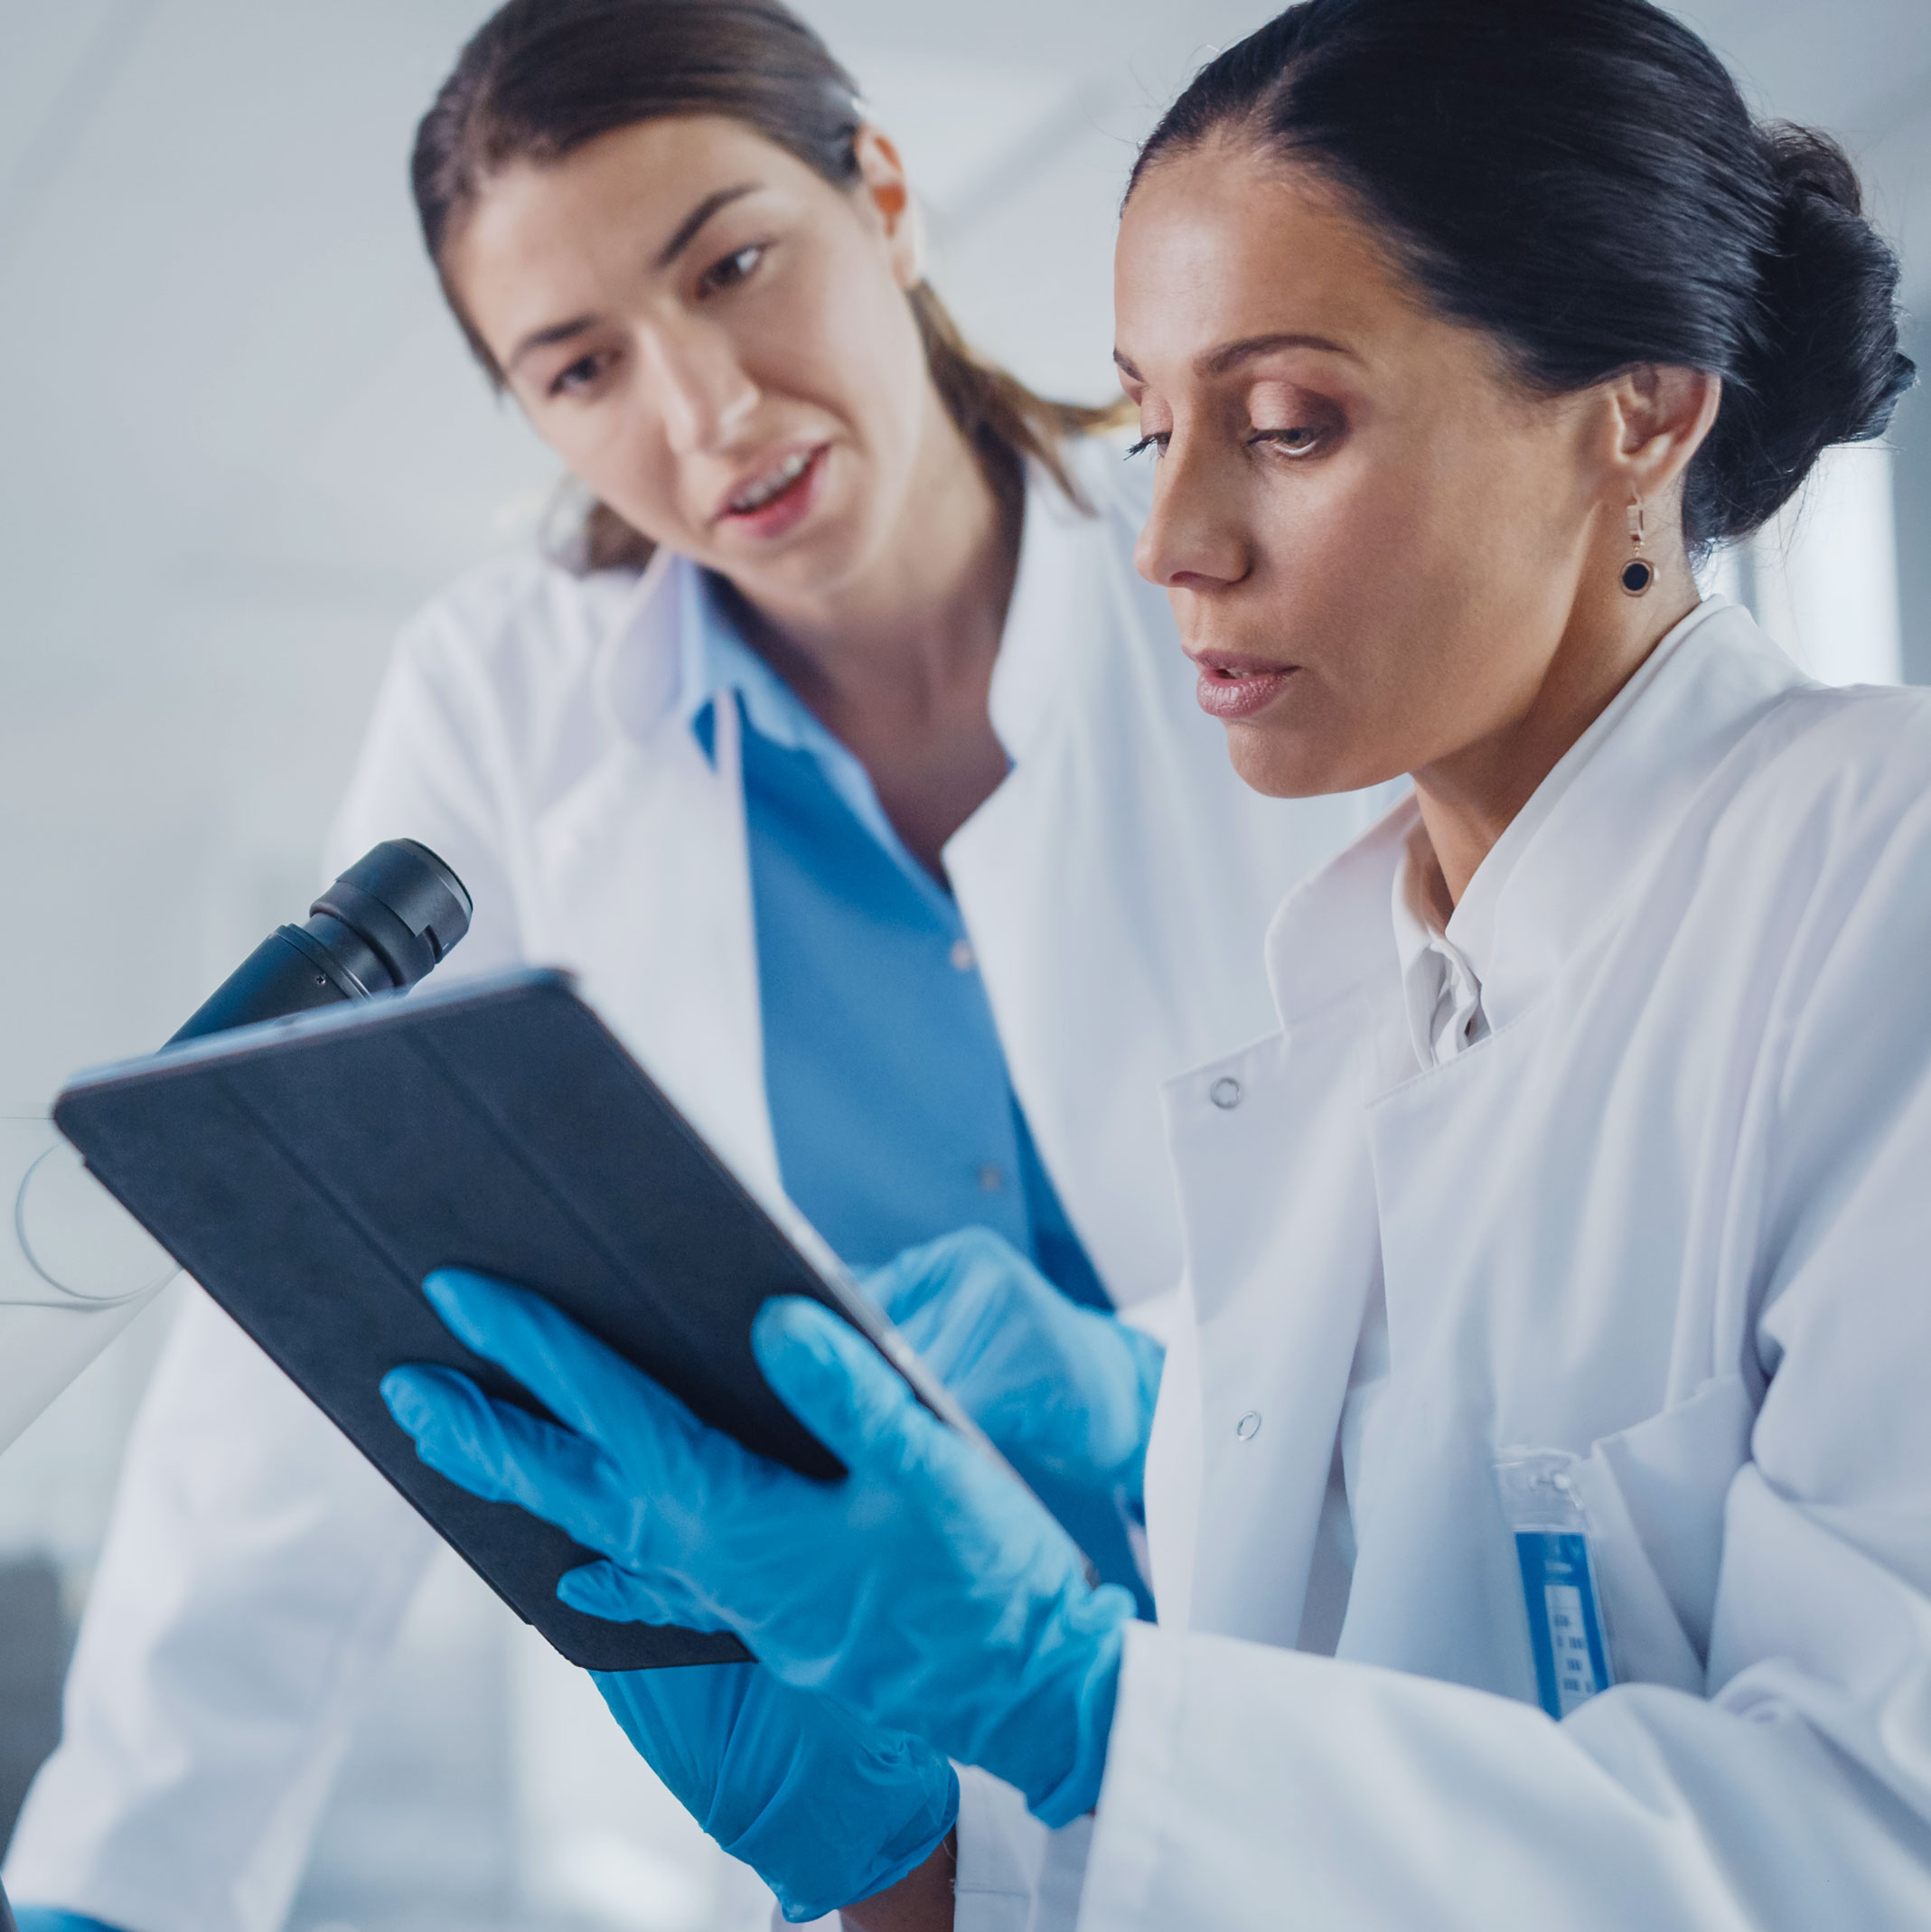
[{"xmin": 0, "ymin": 3, "xmax": 1927, "ymax": 1927}]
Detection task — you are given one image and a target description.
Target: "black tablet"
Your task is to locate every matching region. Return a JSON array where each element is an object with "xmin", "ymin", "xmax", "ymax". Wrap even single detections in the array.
[{"xmin": 53, "ymin": 970, "xmax": 988, "ymax": 1670}]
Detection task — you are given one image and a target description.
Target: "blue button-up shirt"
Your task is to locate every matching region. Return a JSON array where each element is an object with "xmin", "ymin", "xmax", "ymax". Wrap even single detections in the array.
[{"xmin": 690, "ymin": 577, "xmax": 1107, "ymax": 1306}]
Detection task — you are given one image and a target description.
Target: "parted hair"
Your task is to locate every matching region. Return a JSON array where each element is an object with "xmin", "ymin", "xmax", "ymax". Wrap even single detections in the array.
[
  {"xmin": 413, "ymin": 0, "xmax": 1126, "ymax": 571},
  {"xmin": 1131, "ymin": 0, "xmax": 1916, "ymax": 552}
]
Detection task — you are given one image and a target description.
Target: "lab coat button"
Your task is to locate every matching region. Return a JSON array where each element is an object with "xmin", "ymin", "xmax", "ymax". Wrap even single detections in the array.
[
  {"xmin": 977, "ymin": 1164, "xmax": 1005, "ymax": 1193},
  {"xmin": 1210, "ymin": 1076, "xmax": 1243, "ymax": 1111},
  {"xmin": 950, "ymin": 939, "xmax": 977, "ymax": 972},
  {"xmin": 1236, "ymin": 1411, "xmax": 1262, "ymax": 1440}
]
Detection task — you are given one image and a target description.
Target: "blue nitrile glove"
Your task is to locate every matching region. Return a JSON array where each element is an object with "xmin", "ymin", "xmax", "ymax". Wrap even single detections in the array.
[
  {"xmin": 591, "ymin": 1660, "xmax": 957, "ymax": 1922},
  {"xmin": 865, "ymin": 1229, "xmax": 1161, "ymax": 1616},
  {"xmin": 867, "ymin": 1229, "xmax": 1162, "ymax": 1506},
  {"xmin": 381, "ymin": 1271, "xmax": 1133, "ymax": 1827},
  {"xmin": 12, "ymin": 1912, "xmax": 123, "ymax": 1931}
]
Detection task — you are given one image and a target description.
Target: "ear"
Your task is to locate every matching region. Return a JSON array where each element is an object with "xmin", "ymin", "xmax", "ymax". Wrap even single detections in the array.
[
  {"xmin": 852, "ymin": 125, "xmax": 924, "ymax": 291},
  {"xmin": 1604, "ymin": 363, "xmax": 1723, "ymax": 504}
]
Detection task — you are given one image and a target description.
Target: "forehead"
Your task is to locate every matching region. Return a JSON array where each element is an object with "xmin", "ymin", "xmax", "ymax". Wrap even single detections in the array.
[
  {"xmin": 448, "ymin": 113, "xmax": 830, "ymax": 318},
  {"xmin": 1114, "ymin": 143, "xmax": 1428, "ymax": 377}
]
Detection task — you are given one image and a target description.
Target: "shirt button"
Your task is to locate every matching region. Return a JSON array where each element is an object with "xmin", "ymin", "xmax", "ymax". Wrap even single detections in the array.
[
  {"xmin": 1209, "ymin": 1076, "xmax": 1243, "ymax": 1111},
  {"xmin": 1236, "ymin": 1411, "xmax": 1262, "ymax": 1440},
  {"xmin": 950, "ymin": 939, "xmax": 977, "ymax": 972},
  {"xmin": 977, "ymin": 1164, "xmax": 1005, "ymax": 1193}
]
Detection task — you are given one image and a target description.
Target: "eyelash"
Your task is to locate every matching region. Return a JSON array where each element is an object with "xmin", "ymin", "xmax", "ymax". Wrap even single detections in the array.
[
  {"xmin": 698, "ymin": 242, "xmax": 767, "ymax": 296},
  {"xmin": 549, "ymin": 352, "xmax": 607, "ymax": 399},
  {"xmin": 1126, "ymin": 427, "xmax": 1326, "ymax": 461}
]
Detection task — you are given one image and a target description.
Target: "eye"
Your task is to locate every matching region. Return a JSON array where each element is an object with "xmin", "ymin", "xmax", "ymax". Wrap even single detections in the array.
[
  {"xmin": 1249, "ymin": 423, "xmax": 1325, "ymax": 456},
  {"xmin": 1125, "ymin": 433, "xmax": 1168, "ymax": 461},
  {"xmin": 548, "ymin": 351, "xmax": 609, "ymax": 399},
  {"xmin": 699, "ymin": 242, "xmax": 766, "ymax": 296}
]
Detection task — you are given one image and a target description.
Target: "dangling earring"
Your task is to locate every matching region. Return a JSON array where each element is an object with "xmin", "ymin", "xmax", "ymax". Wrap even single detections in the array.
[{"xmin": 1620, "ymin": 497, "xmax": 1654, "ymax": 597}]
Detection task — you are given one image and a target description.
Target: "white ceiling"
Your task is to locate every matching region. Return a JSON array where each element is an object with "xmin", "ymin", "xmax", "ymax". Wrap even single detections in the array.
[{"xmin": 0, "ymin": 0, "xmax": 1926, "ymax": 1098}]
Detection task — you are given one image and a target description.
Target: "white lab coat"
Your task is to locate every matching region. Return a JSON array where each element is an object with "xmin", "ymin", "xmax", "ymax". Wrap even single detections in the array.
[
  {"xmin": 951, "ymin": 597, "xmax": 1931, "ymax": 1930},
  {"xmin": 5, "ymin": 440, "xmax": 1381, "ymax": 1932}
]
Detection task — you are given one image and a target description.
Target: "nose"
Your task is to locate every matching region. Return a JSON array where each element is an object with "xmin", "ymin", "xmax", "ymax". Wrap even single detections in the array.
[
  {"xmin": 637, "ymin": 315, "xmax": 759, "ymax": 455},
  {"xmin": 1133, "ymin": 431, "xmax": 1252, "ymax": 593}
]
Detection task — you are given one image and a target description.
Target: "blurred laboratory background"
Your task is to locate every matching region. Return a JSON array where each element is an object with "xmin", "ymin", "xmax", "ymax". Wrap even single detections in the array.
[{"xmin": 0, "ymin": 2, "xmax": 1927, "ymax": 1927}]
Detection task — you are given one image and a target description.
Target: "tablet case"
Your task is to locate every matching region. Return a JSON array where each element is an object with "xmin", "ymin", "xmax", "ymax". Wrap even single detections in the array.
[{"xmin": 53, "ymin": 970, "xmax": 953, "ymax": 1670}]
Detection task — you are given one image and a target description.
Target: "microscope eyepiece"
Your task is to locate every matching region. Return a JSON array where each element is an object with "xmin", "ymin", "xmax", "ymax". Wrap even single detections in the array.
[{"xmin": 168, "ymin": 839, "xmax": 472, "ymax": 1046}]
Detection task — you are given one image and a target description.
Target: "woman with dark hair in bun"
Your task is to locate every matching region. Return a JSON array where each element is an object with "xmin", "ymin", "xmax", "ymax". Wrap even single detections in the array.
[{"xmin": 380, "ymin": 0, "xmax": 1931, "ymax": 1926}]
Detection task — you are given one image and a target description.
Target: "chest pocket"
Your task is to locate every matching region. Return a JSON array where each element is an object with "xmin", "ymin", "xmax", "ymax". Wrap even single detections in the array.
[{"xmin": 1564, "ymin": 1373, "xmax": 1757, "ymax": 1693}]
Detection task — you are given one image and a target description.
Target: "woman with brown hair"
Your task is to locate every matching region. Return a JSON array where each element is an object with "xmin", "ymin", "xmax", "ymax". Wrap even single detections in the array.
[{"xmin": 2, "ymin": 6, "xmax": 1383, "ymax": 1930}]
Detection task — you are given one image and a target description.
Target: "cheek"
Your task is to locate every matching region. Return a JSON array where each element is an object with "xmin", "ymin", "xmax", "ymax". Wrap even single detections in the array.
[
  {"xmin": 1280, "ymin": 429, "xmax": 1563, "ymax": 681},
  {"xmin": 1216, "ymin": 444, "xmax": 1560, "ymax": 793},
  {"xmin": 531, "ymin": 400, "xmax": 689, "ymax": 540},
  {"xmin": 1250, "ymin": 452, "xmax": 1452, "ymax": 668},
  {"xmin": 760, "ymin": 247, "xmax": 927, "ymax": 463}
]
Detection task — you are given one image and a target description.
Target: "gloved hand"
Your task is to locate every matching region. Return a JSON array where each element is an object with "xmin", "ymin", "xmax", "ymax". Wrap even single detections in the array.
[
  {"xmin": 865, "ymin": 1228, "xmax": 1161, "ymax": 1614},
  {"xmin": 382, "ymin": 1271, "xmax": 1133, "ymax": 1827},
  {"xmin": 591, "ymin": 1660, "xmax": 957, "ymax": 1923},
  {"xmin": 11, "ymin": 1911, "xmax": 123, "ymax": 1931}
]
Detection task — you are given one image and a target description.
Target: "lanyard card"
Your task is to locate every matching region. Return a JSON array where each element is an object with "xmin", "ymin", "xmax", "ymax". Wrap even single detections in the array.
[{"xmin": 1495, "ymin": 1451, "xmax": 1615, "ymax": 1721}]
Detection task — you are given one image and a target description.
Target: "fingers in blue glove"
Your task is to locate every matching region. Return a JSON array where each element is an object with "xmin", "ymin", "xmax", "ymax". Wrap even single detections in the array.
[
  {"xmin": 863, "ymin": 1227, "xmax": 998, "ymax": 1327},
  {"xmin": 749, "ymin": 1295, "xmax": 953, "ymax": 1479},
  {"xmin": 558, "ymin": 1555, "xmax": 717, "ymax": 1629},
  {"xmin": 421, "ymin": 1266, "xmax": 678, "ymax": 1446},
  {"xmin": 381, "ymin": 1269, "xmax": 783, "ymax": 1589},
  {"xmin": 861, "ymin": 1230, "xmax": 1162, "ymax": 1555},
  {"xmin": 392, "ymin": 1270, "xmax": 1128, "ymax": 1827},
  {"xmin": 380, "ymin": 1363, "xmax": 618, "ymax": 1516}
]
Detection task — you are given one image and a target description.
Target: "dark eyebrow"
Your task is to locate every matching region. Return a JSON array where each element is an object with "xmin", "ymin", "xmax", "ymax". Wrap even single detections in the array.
[
  {"xmin": 1112, "ymin": 333, "xmax": 1355, "ymax": 383},
  {"xmin": 507, "ymin": 314, "xmax": 597, "ymax": 375},
  {"xmin": 504, "ymin": 183, "xmax": 762, "ymax": 376},
  {"xmin": 654, "ymin": 181, "xmax": 760, "ymax": 270},
  {"xmin": 1204, "ymin": 332, "xmax": 1355, "ymax": 374}
]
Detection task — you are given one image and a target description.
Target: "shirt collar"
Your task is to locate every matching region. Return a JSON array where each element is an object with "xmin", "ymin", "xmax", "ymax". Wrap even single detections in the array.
[
  {"xmin": 1392, "ymin": 822, "xmax": 1486, "ymax": 1069},
  {"xmin": 598, "ymin": 449, "xmax": 1099, "ymax": 760},
  {"xmin": 679, "ymin": 562, "xmax": 959, "ymax": 908},
  {"xmin": 673, "ymin": 566, "xmax": 836, "ymax": 759}
]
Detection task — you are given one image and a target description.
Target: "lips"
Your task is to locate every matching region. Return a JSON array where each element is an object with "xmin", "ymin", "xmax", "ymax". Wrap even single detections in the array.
[
  {"xmin": 716, "ymin": 444, "xmax": 828, "ymax": 540},
  {"xmin": 1191, "ymin": 654, "xmax": 1298, "ymax": 721}
]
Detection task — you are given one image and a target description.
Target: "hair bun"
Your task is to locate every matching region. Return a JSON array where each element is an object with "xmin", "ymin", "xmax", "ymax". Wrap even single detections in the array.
[{"xmin": 1693, "ymin": 123, "xmax": 1917, "ymax": 544}]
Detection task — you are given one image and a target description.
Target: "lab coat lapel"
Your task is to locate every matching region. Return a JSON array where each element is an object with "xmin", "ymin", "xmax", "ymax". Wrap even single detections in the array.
[
  {"xmin": 1343, "ymin": 605, "xmax": 1812, "ymax": 1690},
  {"xmin": 946, "ymin": 467, "xmax": 1181, "ymax": 1303},
  {"xmin": 523, "ymin": 557, "xmax": 780, "ymax": 1203},
  {"xmin": 1158, "ymin": 808, "xmax": 1414, "ymax": 1646},
  {"xmin": 1352, "ymin": 603, "xmax": 1812, "ymax": 1440}
]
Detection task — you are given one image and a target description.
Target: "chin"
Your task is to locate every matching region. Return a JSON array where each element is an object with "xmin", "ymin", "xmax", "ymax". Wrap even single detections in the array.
[{"xmin": 1222, "ymin": 719, "xmax": 1396, "ymax": 802}]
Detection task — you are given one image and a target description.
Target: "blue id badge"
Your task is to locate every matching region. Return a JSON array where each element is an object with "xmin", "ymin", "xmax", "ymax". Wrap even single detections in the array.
[{"xmin": 1495, "ymin": 1453, "xmax": 1615, "ymax": 1721}]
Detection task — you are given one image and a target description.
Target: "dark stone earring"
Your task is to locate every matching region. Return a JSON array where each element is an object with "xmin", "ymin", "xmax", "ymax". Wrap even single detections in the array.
[{"xmin": 1621, "ymin": 497, "xmax": 1654, "ymax": 596}]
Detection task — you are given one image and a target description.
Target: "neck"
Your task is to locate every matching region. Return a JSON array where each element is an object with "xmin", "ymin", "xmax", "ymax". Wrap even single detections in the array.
[
  {"xmin": 1412, "ymin": 558, "xmax": 1701, "ymax": 906},
  {"xmin": 728, "ymin": 391, "xmax": 1021, "ymax": 729}
]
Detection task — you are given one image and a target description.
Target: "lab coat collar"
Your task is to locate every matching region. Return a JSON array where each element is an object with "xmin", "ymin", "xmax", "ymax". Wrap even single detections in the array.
[
  {"xmin": 586, "ymin": 451, "xmax": 1105, "ymax": 765},
  {"xmin": 1476, "ymin": 596, "xmax": 1804, "ymax": 1035},
  {"xmin": 578, "ymin": 542, "xmax": 804, "ymax": 753},
  {"xmin": 1264, "ymin": 597, "xmax": 1808, "ymax": 1037},
  {"xmin": 588, "ymin": 544, "xmax": 688, "ymax": 746},
  {"xmin": 985, "ymin": 452, "xmax": 1113, "ymax": 764}
]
